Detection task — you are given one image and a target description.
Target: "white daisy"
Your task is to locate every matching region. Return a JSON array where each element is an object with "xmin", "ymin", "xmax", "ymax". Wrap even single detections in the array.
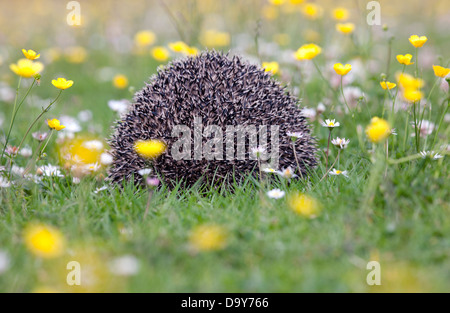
[
  {"xmin": 94, "ymin": 186, "xmax": 108, "ymax": 194},
  {"xmin": 19, "ymin": 146, "xmax": 33, "ymax": 158},
  {"xmin": 59, "ymin": 115, "xmax": 82, "ymax": 133},
  {"xmin": 108, "ymin": 99, "xmax": 130, "ymax": 115},
  {"xmin": 100, "ymin": 152, "xmax": 113, "ymax": 165},
  {"xmin": 420, "ymin": 151, "xmax": 443, "ymax": 160},
  {"xmin": 138, "ymin": 168, "xmax": 152, "ymax": 176},
  {"xmin": 109, "ymin": 255, "xmax": 140, "ymax": 276},
  {"xmin": 82, "ymin": 140, "xmax": 104, "ymax": 150},
  {"xmin": 287, "ymin": 131, "xmax": 304, "ymax": 141},
  {"xmin": 329, "ymin": 169, "xmax": 349, "ymax": 177},
  {"xmin": 251, "ymin": 146, "xmax": 266, "ymax": 158},
  {"xmin": 301, "ymin": 107, "xmax": 317, "ymax": 120},
  {"xmin": 0, "ymin": 176, "xmax": 11, "ymax": 188},
  {"xmin": 0, "ymin": 250, "xmax": 10, "ymax": 274},
  {"xmin": 276, "ymin": 167, "xmax": 298, "ymax": 179},
  {"xmin": 262, "ymin": 167, "xmax": 277, "ymax": 174},
  {"xmin": 331, "ymin": 137, "xmax": 350, "ymax": 149},
  {"xmin": 321, "ymin": 119, "xmax": 340, "ymax": 128},
  {"xmin": 266, "ymin": 189, "xmax": 286, "ymax": 199},
  {"xmin": 77, "ymin": 110, "xmax": 93, "ymax": 122},
  {"xmin": 37, "ymin": 164, "xmax": 64, "ymax": 177}
]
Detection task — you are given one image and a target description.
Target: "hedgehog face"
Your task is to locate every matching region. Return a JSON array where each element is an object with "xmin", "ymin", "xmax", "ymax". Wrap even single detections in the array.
[{"xmin": 107, "ymin": 51, "xmax": 317, "ymax": 187}]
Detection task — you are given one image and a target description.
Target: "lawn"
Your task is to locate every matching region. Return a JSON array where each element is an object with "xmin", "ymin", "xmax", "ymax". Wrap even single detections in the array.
[{"xmin": 0, "ymin": 0, "xmax": 449, "ymax": 293}]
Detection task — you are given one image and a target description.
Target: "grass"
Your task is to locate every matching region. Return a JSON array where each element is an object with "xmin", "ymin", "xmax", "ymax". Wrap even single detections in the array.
[{"xmin": 1, "ymin": 0, "xmax": 449, "ymax": 293}]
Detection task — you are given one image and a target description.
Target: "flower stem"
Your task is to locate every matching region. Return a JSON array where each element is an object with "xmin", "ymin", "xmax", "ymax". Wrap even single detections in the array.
[
  {"xmin": 16, "ymin": 90, "xmax": 63, "ymax": 154},
  {"xmin": 291, "ymin": 141, "xmax": 304, "ymax": 180}
]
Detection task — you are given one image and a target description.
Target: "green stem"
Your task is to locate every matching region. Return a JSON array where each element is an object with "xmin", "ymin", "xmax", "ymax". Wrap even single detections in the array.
[
  {"xmin": 1, "ymin": 77, "xmax": 25, "ymax": 163},
  {"xmin": 16, "ymin": 90, "xmax": 63, "ymax": 153},
  {"xmin": 312, "ymin": 60, "xmax": 340, "ymax": 110},
  {"xmin": 39, "ymin": 130, "xmax": 54, "ymax": 158}
]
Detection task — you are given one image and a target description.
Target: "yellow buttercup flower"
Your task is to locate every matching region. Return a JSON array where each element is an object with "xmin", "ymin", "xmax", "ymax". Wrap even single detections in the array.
[
  {"xmin": 365, "ymin": 117, "xmax": 391, "ymax": 143},
  {"xmin": 336, "ymin": 23, "xmax": 355, "ymax": 34},
  {"xmin": 134, "ymin": 30, "xmax": 156, "ymax": 47},
  {"xmin": 22, "ymin": 49, "xmax": 40, "ymax": 60},
  {"xmin": 47, "ymin": 118, "xmax": 66, "ymax": 131},
  {"xmin": 65, "ymin": 46, "xmax": 87, "ymax": 64},
  {"xmin": 288, "ymin": 193, "xmax": 321, "ymax": 218},
  {"xmin": 396, "ymin": 54, "xmax": 414, "ymax": 66},
  {"xmin": 294, "ymin": 43, "xmax": 321, "ymax": 61},
  {"xmin": 262, "ymin": 5, "xmax": 278, "ymax": 20},
  {"xmin": 332, "ymin": 7, "xmax": 349, "ymax": 21},
  {"xmin": 380, "ymin": 81, "xmax": 397, "ymax": 90},
  {"xmin": 397, "ymin": 73, "xmax": 425, "ymax": 90},
  {"xmin": 24, "ymin": 223, "xmax": 65, "ymax": 258},
  {"xmin": 269, "ymin": 0, "xmax": 285, "ymax": 5},
  {"xmin": 189, "ymin": 225, "xmax": 227, "ymax": 251},
  {"xmin": 432, "ymin": 65, "xmax": 450, "ymax": 78},
  {"xmin": 10, "ymin": 59, "xmax": 44, "ymax": 78},
  {"xmin": 403, "ymin": 89, "xmax": 423, "ymax": 102},
  {"xmin": 113, "ymin": 74, "xmax": 128, "ymax": 89},
  {"xmin": 333, "ymin": 63, "xmax": 352, "ymax": 76},
  {"xmin": 151, "ymin": 46, "xmax": 170, "ymax": 62},
  {"xmin": 52, "ymin": 77, "xmax": 74, "ymax": 90},
  {"xmin": 302, "ymin": 3, "xmax": 323, "ymax": 19},
  {"xmin": 168, "ymin": 41, "xmax": 190, "ymax": 53},
  {"xmin": 200, "ymin": 30, "xmax": 231, "ymax": 48},
  {"xmin": 409, "ymin": 35, "xmax": 427, "ymax": 48},
  {"xmin": 186, "ymin": 46, "xmax": 199, "ymax": 56},
  {"xmin": 262, "ymin": 61, "xmax": 280, "ymax": 74},
  {"xmin": 134, "ymin": 139, "xmax": 167, "ymax": 159}
]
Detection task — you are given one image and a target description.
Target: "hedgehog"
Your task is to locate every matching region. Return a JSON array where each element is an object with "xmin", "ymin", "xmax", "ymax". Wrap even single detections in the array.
[{"xmin": 107, "ymin": 51, "xmax": 317, "ymax": 188}]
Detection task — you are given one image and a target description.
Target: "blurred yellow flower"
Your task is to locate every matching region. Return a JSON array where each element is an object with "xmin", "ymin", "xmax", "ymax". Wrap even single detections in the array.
[
  {"xmin": 432, "ymin": 65, "xmax": 450, "ymax": 78},
  {"xmin": 262, "ymin": 5, "xmax": 278, "ymax": 20},
  {"xmin": 65, "ymin": 46, "xmax": 87, "ymax": 64},
  {"xmin": 288, "ymin": 193, "xmax": 321, "ymax": 218},
  {"xmin": 333, "ymin": 7, "xmax": 350, "ymax": 21},
  {"xmin": 380, "ymin": 81, "xmax": 396, "ymax": 90},
  {"xmin": 32, "ymin": 286, "xmax": 61, "ymax": 293},
  {"xmin": 303, "ymin": 29, "xmax": 320, "ymax": 42},
  {"xmin": 336, "ymin": 23, "xmax": 355, "ymax": 34},
  {"xmin": 134, "ymin": 139, "xmax": 166, "ymax": 159},
  {"xmin": 262, "ymin": 61, "xmax": 279, "ymax": 74},
  {"xmin": 134, "ymin": 30, "xmax": 156, "ymax": 47},
  {"xmin": 47, "ymin": 118, "xmax": 66, "ymax": 131},
  {"xmin": 294, "ymin": 43, "xmax": 321, "ymax": 61},
  {"xmin": 403, "ymin": 89, "xmax": 423, "ymax": 102},
  {"xmin": 409, "ymin": 35, "xmax": 427, "ymax": 48},
  {"xmin": 22, "ymin": 49, "xmax": 40, "ymax": 60},
  {"xmin": 151, "ymin": 46, "xmax": 170, "ymax": 62},
  {"xmin": 397, "ymin": 73, "xmax": 424, "ymax": 90},
  {"xmin": 52, "ymin": 77, "xmax": 74, "ymax": 90},
  {"xmin": 189, "ymin": 225, "xmax": 227, "ymax": 251},
  {"xmin": 365, "ymin": 117, "xmax": 391, "ymax": 143},
  {"xmin": 269, "ymin": 0, "xmax": 285, "ymax": 5},
  {"xmin": 168, "ymin": 41, "xmax": 190, "ymax": 53},
  {"xmin": 186, "ymin": 46, "xmax": 199, "ymax": 56},
  {"xmin": 10, "ymin": 58, "xmax": 44, "ymax": 78},
  {"xmin": 333, "ymin": 63, "xmax": 352, "ymax": 76},
  {"xmin": 302, "ymin": 3, "xmax": 323, "ymax": 19},
  {"xmin": 289, "ymin": 0, "xmax": 305, "ymax": 4},
  {"xmin": 273, "ymin": 33, "xmax": 290, "ymax": 46},
  {"xmin": 113, "ymin": 74, "xmax": 128, "ymax": 89},
  {"xmin": 24, "ymin": 224, "xmax": 65, "ymax": 258},
  {"xmin": 396, "ymin": 54, "xmax": 414, "ymax": 65},
  {"xmin": 200, "ymin": 30, "xmax": 230, "ymax": 48}
]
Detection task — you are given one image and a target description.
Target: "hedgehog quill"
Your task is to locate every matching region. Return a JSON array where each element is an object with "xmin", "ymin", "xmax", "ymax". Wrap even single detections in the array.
[{"xmin": 107, "ymin": 51, "xmax": 317, "ymax": 188}]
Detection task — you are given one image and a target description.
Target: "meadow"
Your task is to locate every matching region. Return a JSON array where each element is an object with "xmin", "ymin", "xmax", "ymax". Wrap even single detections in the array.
[{"xmin": 0, "ymin": 0, "xmax": 449, "ymax": 292}]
